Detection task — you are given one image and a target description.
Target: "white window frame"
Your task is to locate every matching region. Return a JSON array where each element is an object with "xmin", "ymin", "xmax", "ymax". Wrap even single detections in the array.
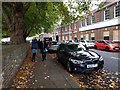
[
  {"xmin": 104, "ymin": 9, "xmax": 110, "ymax": 21},
  {"xmin": 114, "ymin": 4, "xmax": 120, "ymax": 18},
  {"xmin": 69, "ymin": 24, "xmax": 72, "ymax": 30},
  {"xmin": 74, "ymin": 23, "xmax": 77, "ymax": 29}
]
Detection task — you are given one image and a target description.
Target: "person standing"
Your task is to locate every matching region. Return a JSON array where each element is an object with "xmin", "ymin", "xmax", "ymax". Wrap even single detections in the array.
[
  {"xmin": 39, "ymin": 38, "xmax": 48, "ymax": 61},
  {"xmin": 31, "ymin": 37, "xmax": 38, "ymax": 62}
]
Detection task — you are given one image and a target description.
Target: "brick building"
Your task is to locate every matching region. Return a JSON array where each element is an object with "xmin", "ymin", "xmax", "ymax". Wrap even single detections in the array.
[{"xmin": 53, "ymin": 1, "xmax": 120, "ymax": 41}]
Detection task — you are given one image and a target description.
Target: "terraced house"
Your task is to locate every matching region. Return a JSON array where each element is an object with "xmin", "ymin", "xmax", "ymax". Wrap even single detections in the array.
[{"xmin": 53, "ymin": 1, "xmax": 120, "ymax": 41}]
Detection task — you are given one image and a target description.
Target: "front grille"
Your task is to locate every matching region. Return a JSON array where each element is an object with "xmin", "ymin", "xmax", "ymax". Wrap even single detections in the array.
[{"xmin": 85, "ymin": 59, "xmax": 99, "ymax": 64}]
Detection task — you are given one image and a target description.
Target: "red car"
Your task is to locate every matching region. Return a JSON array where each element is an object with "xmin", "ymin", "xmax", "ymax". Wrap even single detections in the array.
[{"xmin": 94, "ymin": 40, "xmax": 120, "ymax": 52}]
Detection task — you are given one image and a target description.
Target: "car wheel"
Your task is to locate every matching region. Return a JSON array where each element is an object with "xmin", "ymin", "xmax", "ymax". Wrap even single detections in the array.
[
  {"xmin": 67, "ymin": 61, "xmax": 73, "ymax": 73},
  {"xmin": 56, "ymin": 54, "xmax": 59, "ymax": 61},
  {"xmin": 94, "ymin": 45, "xmax": 97, "ymax": 49},
  {"xmin": 105, "ymin": 47, "xmax": 109, "ymax": 51}
]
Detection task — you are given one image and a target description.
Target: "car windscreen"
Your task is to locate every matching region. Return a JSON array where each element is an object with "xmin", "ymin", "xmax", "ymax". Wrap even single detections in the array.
[
  {"xmin": 86, "ymin": 40, "xmax": 94, "ymax": 43},
  {"xmin": 66, "ymin": 44, "xmax": 83, "ymax": 51},
  {"xmin": 106, "ymin": 41, "xmax": 114, "ymax": 44},
  {"xmin": 49, "ymin": 42, "xmax": 57, "ymax": 45}
]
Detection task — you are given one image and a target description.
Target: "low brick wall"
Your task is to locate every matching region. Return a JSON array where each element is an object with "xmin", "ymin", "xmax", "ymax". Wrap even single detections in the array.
[{"xmin": 2, "ymin": 43, "xmax": 29, "ymax": 88}]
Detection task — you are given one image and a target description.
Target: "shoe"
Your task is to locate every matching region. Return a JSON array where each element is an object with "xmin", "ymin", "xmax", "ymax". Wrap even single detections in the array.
[{"xmin": 32, "ymin": 60, "xmax": 35, "ymax": 62}]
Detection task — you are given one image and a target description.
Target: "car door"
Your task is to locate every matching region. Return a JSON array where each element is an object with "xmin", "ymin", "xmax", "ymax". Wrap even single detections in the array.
[
  {"xmin": 100, "ymin": 41, "xmax": 106, "ymax": 49},
  {"xmin": 57, "ymin": 44, "xmax": 64, "ymax": 60},
  {"xmin": 58, "ymin": 44, "xmax": 66, "ymax": 63},
  {"xmin": 63, "ymin": 45, "xmax": 69, "ymax": 65}
]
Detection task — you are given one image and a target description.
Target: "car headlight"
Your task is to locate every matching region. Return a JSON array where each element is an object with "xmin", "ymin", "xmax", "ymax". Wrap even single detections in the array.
[
  {"xmin": 99, "ymin": 56, "xmax": 103, "ymax": 61},
  {"xmin": 69, "ymin": 58, "xmax": 84, "ymax": 64}
]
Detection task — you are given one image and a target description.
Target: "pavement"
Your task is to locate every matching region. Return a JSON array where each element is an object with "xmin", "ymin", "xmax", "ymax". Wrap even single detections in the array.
[{"xmin": 26, "ymin": 53, "xmax": 80, "ymax": 88}]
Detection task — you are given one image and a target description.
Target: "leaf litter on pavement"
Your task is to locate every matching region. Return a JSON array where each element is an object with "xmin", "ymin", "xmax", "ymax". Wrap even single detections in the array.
[
  {"xmin": 12, "ymin": 53, "xmax": 119, "ymax": 89},
  {"xmin": 12, "ymin": 47, "xmax": 35, "ymax": 88},
  {"xmin": 72, "ymin": 69, "xmax": 119, "ymax": 89}
]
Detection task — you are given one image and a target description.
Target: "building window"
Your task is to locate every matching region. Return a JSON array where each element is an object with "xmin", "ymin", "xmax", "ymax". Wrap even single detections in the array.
[
  {"xmin": 115, "ymin": 5, "xmax": 120, "ymax": 17},
  {"xmin": 81, "ymin": 38, "xmax": 84, "ymax": 40},
  {"xmin": 86, "ymin": 17, "xmax": 91, "ymax": 25},
  {"xmin": 92, "ymin": 15, "xmax": 95, "ymax": 23},
  {"xmin": 104, "ymin": 36, "xmax": 109, "ymax": 40},
  {"xmin": 81, "ymin": 20, "xmax": 85, "ymax": 27},
  {"xmin": 104, "ymin": 10, "xmax": 110, "ymax": 20},
  {"xmin": 91, "ymin": 37, "xmax": 95, "ymax": 40}
]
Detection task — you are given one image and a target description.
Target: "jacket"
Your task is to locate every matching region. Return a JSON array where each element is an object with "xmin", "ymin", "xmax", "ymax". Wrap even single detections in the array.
[
  {"xmin": 39, "ymin": 41, "xmax": 48, "ymax": 53},
  {"xmin": 31, "ymin": 39, "xmax": 38, "ymax": 49}
]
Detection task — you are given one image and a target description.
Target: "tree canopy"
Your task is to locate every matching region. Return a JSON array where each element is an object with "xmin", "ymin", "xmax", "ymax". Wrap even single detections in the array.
[{"xmin": 2, "ymin": 1, "xmax": 103, "ymax": 44}]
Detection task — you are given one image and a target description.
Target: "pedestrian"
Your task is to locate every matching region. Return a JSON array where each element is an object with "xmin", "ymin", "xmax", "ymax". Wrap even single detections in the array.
[
  {"xmin": 31, "ymin": 37, "xmax": 38, "ymax": 62},
  {"xmin": 39, "ymin": 38, "xmax": 48, "ymax": 61}
]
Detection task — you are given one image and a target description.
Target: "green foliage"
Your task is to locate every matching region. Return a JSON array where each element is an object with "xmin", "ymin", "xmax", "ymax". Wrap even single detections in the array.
[
  {"xmin": 2, "ymin": 1, "xmax": 100, "ymax": 38},
  {"xmin": 98, "ymin": 2, "xmax": 105, "ymax": 9}
]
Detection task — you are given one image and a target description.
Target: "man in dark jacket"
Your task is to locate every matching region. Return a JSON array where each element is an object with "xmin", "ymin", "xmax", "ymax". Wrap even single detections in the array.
[
  {"xmin": 39, "ymin": 38, "xmax": 48, "ymax": 61},
  {"xmin": 31, "ymin": 37, "xmax": 38, "ymax": 62}
]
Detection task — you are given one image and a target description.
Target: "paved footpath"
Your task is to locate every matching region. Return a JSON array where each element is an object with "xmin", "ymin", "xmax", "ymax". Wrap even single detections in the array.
[{"xmin": 26, "ymin": 53, "xmax": 80, "ymax": 88}]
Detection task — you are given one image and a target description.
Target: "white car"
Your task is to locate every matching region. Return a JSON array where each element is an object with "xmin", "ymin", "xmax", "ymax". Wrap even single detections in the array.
[{"xmin": 80, "ymin": 40, "xmax": 95, "ymax": 48}]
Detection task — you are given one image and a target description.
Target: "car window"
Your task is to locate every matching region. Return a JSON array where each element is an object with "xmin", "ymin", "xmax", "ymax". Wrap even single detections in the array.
[
  {"xmin": 51, "ymin": 42, "xmax": 57, "ymax": 45},
  {"xmin": 101, "ymin": 41, "xmax": 105, "ymax": 44},
  {"xmin": 105, "ymin": 41, "xmax": 114, "ymax": 44},
  {"xmin": 81, "ymin": 41, "xmax": 85, "ymax": 43},
  {"xmin": 86, "ymin": 40, "xmax": 93, "ymax": 43},
  {"xmin": 66, "ymin": 44, "xmax": 83, "ymax": 51},
  {"xmin": 113, "ymin": 41, "xmax": 120, "ymax": 44}
]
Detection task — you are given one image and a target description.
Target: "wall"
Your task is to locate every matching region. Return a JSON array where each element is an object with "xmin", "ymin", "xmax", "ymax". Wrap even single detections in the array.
[{"xmin": 2, "ymin": 43, "xmax": 29, "ymax": 88}]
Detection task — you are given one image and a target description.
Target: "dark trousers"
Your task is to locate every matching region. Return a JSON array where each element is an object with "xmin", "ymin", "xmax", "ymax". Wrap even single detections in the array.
[
  {"xmin": 42, "ymin": 53, "xmax": 46, "ymax": 60},
  {"xmin": 32, "ymin": 53, "xmax": 36, "ymax": 61}
]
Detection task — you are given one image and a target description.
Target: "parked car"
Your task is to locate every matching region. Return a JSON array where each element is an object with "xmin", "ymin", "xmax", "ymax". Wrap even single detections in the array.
[
  {"xmin": 47, "ymin": 41, "xmax": 60, "ymax": 53},
  {"xmin": 80, "ymin": 40, "xmax": 95, "ymax": 49},
  {"xmin": 94, "ymin": 40, "xmax": 120, "ymax": 52},
  {"xmin": 56, "ymin": 43, "xmax": 104, "ymax": 73},
  {"xmin": 1, "ymin": 37, "xmax": 10, "ymax": 45},
  {"xmin": 112, "ymin": 40, "xmax": 120, "ymax": 46}
]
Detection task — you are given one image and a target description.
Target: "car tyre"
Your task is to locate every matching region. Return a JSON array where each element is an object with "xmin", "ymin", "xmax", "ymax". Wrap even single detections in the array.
[
  {"xmin": 67, "ymin": 61, "xmax": 73, "ymax": 73},
  {"xmin": 105, "ymin": 47, "xmax": 109, "ymax": 51},
  {"xmin": 56, "ymin": 54, "xmax": 60, "ymax": 61},
  {"xmin": 94, "ymin": 45, "xmax": 97, "ymax": 49}
]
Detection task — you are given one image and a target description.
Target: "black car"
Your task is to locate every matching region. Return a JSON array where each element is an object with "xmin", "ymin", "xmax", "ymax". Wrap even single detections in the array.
[{"xmin": 56, "ymin": 43, "xmax": 104, "ymax": 73}]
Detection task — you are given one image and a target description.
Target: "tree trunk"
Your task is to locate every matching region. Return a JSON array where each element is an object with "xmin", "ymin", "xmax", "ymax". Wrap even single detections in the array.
[{"xmin": 9, "ymin": 3, "xmax": 26, "ymax": 44}]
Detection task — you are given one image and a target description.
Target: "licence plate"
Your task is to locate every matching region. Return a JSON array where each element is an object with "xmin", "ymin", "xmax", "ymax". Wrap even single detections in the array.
[
  {"xmin": 87, "ymin": 64, "xmax": 98, "ymax": 68},
  {"xmin": 115, "ymin": 48, "xmax": 119, "ymax": 50}
]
